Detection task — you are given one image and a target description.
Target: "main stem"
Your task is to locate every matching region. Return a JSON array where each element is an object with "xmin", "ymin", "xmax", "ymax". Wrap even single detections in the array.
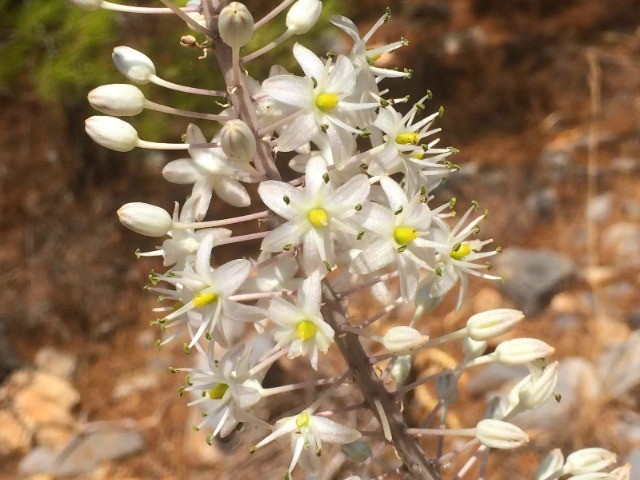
[{"xmin": 203, "ymin": 2, "xmax": 437, "ymax": 478}]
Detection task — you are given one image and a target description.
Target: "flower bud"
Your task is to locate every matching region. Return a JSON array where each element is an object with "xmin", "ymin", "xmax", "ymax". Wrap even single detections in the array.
[
  {"xmin": 118, "ymin": 202, "xmax": 173, "ymax": 237},
  {"xmin": 218, "ymin": 2, "xmax": 254, "ymax": 49},
  {"xmin": 382, "ymin": 326, "xmax": 427, "ymax": 356},
  {"xmin": 389, "ymin": 355, "xmax": 412, "ymax": 385},
  {"xmin": 286, "ymin": 0, "xmax": 322, "ymax": 35},
  {"xmin": 69, "ymin": 0, "xmax": 102, "ymax": 10},
  {"xmin": 466, "ymin": 308, "xmax": 524, "ymax": 341},
  {"xmin": 518, "ymin": 360, "xmax": 558, "ymax": 410},
  {"xmin": 494, "ymin": 338, "xmax": 555, "ymax": 365},
  {"xmin": 112, "ymin": 46, "xmax": 156, "ymax": 84},
  {"xmin": 564, "ymin": 448, "xmax": 617, "ymax": 475},
  {"xmin": 220, "ymin": 119, "xmax": 256, "ymax": 161},
  {"xmin": 85, "ymin": 116, "xmax": 139, "ymax": 152},
  {"xmin": 88, "ymin": 84, "xmax": 146, "ymax": 116},
  {"xmin": 462, "ymin": 337, "xmax": 487, "ymax": 360},
  {"xmin": 535, "ymin": 448, "xmax": 565, "ymax": 480},
  {"xmin": 475, "ymin": 419, "xmax": 529, "ymax": 450}
]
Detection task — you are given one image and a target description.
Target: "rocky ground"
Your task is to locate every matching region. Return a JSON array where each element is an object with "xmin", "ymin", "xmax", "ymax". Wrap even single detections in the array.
[{"xmin": 2, "ymin": 0, "xmax": 640, "ymax": 478}]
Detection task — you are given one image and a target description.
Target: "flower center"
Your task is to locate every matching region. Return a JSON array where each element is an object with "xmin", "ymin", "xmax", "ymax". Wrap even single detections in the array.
[
  {"xmin": 296, "ymin": 320, "xmax": 317, "ymax": 342},
  {"xmin": 315, "ymin": 93, "xmax": 339, "ymax": 112},
  {"xmin": 393, "ymin": 226, "xmax": 418, "ymax": 245},
  {"xmin": 193, "ymin": 291, "xmax": 219, "ymax": 308},
  {"xmin": 308, "ymin": 208, "xmax": 328, "ymax": 228},
  {"xmin": 450, "ymin": 242, "xmax": 472, "ymax": 260},
  {"xmin": 208, "ymin": 383, "xmax": 229, "ymax": 400},
  {"xmin": 296, "ymin": 412, "xmax": 310, "ymax": 428},
  {"xmin": 395, "ymin": 132, "xmax": 420, "ymax": 145}
]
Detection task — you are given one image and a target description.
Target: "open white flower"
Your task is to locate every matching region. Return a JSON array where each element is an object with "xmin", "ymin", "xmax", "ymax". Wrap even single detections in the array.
[
  {"xmin": 269, "ymin": 272, "xmax": 334, "ymax": 369},
  {"xmin": 261, "ymin": 43, "xmax": 378, "ymax": 161},
  {"xmin": 162, "ymin": 124, "xmax": 261, "ymax": 220},
  {"xmin": 258, "ymin": 156, "xmax": 370, "ymax": 274},
  {"xmin": 350, "ymin": 176, "xmax": 441, "ymax": 300},
  {"xmin": 252, "ymin": 408, "xmax": 361, "ymax": 478}
]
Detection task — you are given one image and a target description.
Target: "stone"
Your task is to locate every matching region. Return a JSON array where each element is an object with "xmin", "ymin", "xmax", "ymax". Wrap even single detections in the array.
[
  {"xmin": 629, "ymin": 448, "xmax": 640, "ymax": 479},
  {"xmin": 111, "ymin": 371, "xmax": 159, "ymax": 400},
  {"xmin": 51, "ymin": 423, "xmax": 144, "ymax": 476},
  {"xmin": 496, "ymin": 248, "xmax": 576, "ymax": 316},
  {"xmin": 0, "ymin": 319, "xmax": 20, "ymax": 383},
  {"xmin": 472, "ymin": 288, "xmax": 504, "ymax": 313},
  {"xmin": 0, "ymin": 409, "xmax": 32, "ymax": 456},
  {"xmin": 526, "ymin": 188, "xmax": 558, "ymax": 219},
  {"xmin": 34, "ymin": 348, "xmax": 77, "ymax": 380},
  {"xmin": 628, "ymin": 309, "xmax": 640, "ymax": 330},
  {"xmin": 602, "ymin": 223, "xmax": 640, "ymax": 266},
  {"xmin": 586, "ymin": 193, "xmax": 613, "ymax": 223},
  {"xmin": 18, "ymin": 448, "xmax": 57, "ymax": 476},
  {"xmin": 597, "ymin": 331, "xmax": 640, "ymax": 398},
  {"xmin": 13, "ymin": 388, "xmax": 76, "ymax": 430},
  {"xmin": 36, "ymin": 425, "xmax": 76, "ymax": 450}
]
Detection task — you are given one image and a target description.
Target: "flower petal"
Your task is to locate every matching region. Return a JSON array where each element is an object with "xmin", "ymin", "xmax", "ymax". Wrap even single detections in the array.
[
  {"xmin": 258, "ymin": 181, "xmax": 305, "ymax": 219},
  {"xmin": 309, "ymin": 416, "xmax": 361, "ymax": 444},
  {"xmin": 293, "ymin": 43, "xmax": 325, "ymax": 81},
  {"xmin": 211, "ymin": 177, "xmax": 251, "ymax": 208},
  {"xmin": 350, "ymin": 239, "xmax": 395, "ymax": 274},
  {"xmin": 262, "ymin": 75, "xmax": 313, "ymax": 109}
]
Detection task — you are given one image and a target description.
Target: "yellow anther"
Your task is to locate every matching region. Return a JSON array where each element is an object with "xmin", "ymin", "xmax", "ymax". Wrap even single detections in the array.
[
  {"xmin": 450, "ymin": 242, "xmax": 472, "ymax": 260},
  {"xmin": 296, "ymin": 320, "xmax": 317, "ymax": 342},
  {"xmin": 315, "ymin": 93, "xmax": 339, "ymax": 112},
  {"xmin": 395, "ymin": 132, "xmax": 420, "ymax": 145},
  {"xmin": 193, "ymin": 292, "xmax": 219, "ymax": 308},
  {"xmin": 296, "ymin": 412, "xmax": 310, "ymax": 428},
  {"xmin": 208, "ymin": 383, "xmax": 229, "ymax": 400},
  {"xmin": 393, "ymin": 226, "xmax": 418, "ymax": 245},
  {"xmin": 308, "ymin": 208, "xmax": 328, "ymax": 228}
]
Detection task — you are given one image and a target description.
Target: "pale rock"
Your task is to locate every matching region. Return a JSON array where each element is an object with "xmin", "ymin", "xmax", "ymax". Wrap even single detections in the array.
[
  {"xmin": 36, "ymin": 425, "xmax": 76, "ymax": 450},
  {"xmin": 602, "ymin": 223, "xmax": 640, "ymax": 266},
  {"xmin": 19, "ymin": 447, "xmax": 57, "ymax": 476},
  {"xmin": 586, "ymin": 193, "xmax": 613, "ymax": 223},
  {"xmin": 35, "ymin": 348, "xmax": 77, "ymax": 379},
  {"xmin": 14, "ymin": 388, "xmax": 76, "ymax": 430},
  {"xmin": 472, "ymin": 288, "xmax": 504, "ymax": 313},
  {"xmin": 0, "ymin": 409, "xmax": 32, "ymax": 456},
  {"xmin": 628, "ymin": 448, "xmax": 640, "ymax": 478},
  {"xmin": 598, "ymin": 331, "xmax": 640, "ymax": 398},
  {"xmin": 111, "ymin": 371, "xmax": 160, "ymax": 400}
]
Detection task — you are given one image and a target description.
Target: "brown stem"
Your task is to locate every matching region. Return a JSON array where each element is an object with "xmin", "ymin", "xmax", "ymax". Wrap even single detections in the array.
[{"xmin": 321, "ymin": 282, "xmax": 440, "ymax": 480}]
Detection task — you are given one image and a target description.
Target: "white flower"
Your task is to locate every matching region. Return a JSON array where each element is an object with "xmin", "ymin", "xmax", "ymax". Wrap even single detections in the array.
[
  {"xmin": 466, "ymin": 308, "xmax": 524, "ymax": 341},
  {"xmin": 218, "ymin": 2, "xmax": 254, "ymax": 49},
  {"xmin": 112, "ymin": 46, "xmax": 156, "ymax": 84},
  {"xmin": 269, "ymin": 272, "xmax": 334, "ymax": 369},
  {"xmin": 350, "ymin": 176, "xmax": 438, "ymax": 300},
  {"xmin": 162, "ymin": 124, "xmax": 261, "ymax": 219},
  {"xmin": 382, "ymin": 326, "xmax": 428, "ymax": 355},
  {"xmin": 85, "ymin": 116, "xmax": 139, "ymax": 152},
  {"xmin": 286, "ymin": 0, "xmax": 322, "ymax": 35},
  {"xmin": 88, "ymin": 84, "xmax": 146, "ymax": 116},
  {"xmin": 494, "ymin": 338, "xmax": 555, "ymax": 365},
  {"xmin": 220, "ymin": 119, "xmax": 257, "ymax": 162},
  {"xmin": 261, "ymin": 43, "xmax": 378, "ymax": 160},
  {"xmin": 535, "ymin": 448, "xmax": 565, "ymax": 480},
  {"xmin": 157, "ymin": 232, "xmax": 266, "ymax": 346},
  {"xmin": 258, "ymin": 156, "xmax": 370, "ymax": 274},
  {"xmin": 252, "ymin": 409, "xmax": 360, "ymax": 478},
  {"xmin": 184, "ymin": 344, "xmax": 264, "ymax": 438},
  {"xmin": 475, "ymin": 419, "xmax": 528, "ymax": 450},
  {"xmin": 118, "ymin": 202, "xmax": 173, "ymax": 237},
  {"xmin": 564, "ymin": 449, "xmax": 618, "ymax": 476}
]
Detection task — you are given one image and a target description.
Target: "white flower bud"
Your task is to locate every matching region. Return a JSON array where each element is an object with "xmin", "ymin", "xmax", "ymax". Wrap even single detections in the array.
[
  {"xmin": 518, "ymin": 360, "xmax": 559, "ymax": 410},
  {"xmin": 112, "ymin": 46, "xmax": 156, "ymax": 84},
  {"xmin": 494, "ymin": 338, "xmax": 555, "ymax": 365},
  {"xmin": 535, "ymin": 448, "xmax": 565, "ymax": 480},
  {"xmin": 463, "ymin": 337, "xmax": 487, "ymax": 360},
  {"xmin": 564, "ymin": 448, "xmax": 617, "ymax": 475},
  {"xmin": 85, "ymin": 116, "xmax": 139, "ymax": 152},
  {"xmin": 218, "ymin": 2, "xmax": 254, "ymax": 49},
  {"xmin": 382, "ymin": 326, "xmax": 427, "ymax": 356},
  {"xmin": 466, "ymin": 308, "xmax": 524, "ymax": 341},
  {"xmin": 475, "ymin": 419, "xmax": 529, "ymax": 450},
  {"xmin": 69, "ymin": 0, "xmax": 102, "ymax": 10},
  {"xmin": 286, "ymin": 0, "xmax": 322, "ymax": 35},
  {"xmin": 389, "ymin": 355, "xmax": 412, "ymax": 385},
  {"xmin": 88, "ymin": 84, "xmax": 146, "ymax": 116},
  {"xmin": 220, "ymin": 119, "xmax": 256, "ymax": 161},
  {"xmin": 118, "ymin": 202, "xmax": 173, "ymax": 237}
]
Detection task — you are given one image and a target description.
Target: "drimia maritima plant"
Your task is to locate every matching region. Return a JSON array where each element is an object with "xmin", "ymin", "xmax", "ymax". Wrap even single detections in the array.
[{"xmin": 73, "ymin": 0, "xmax": 626, "ymax": 479}]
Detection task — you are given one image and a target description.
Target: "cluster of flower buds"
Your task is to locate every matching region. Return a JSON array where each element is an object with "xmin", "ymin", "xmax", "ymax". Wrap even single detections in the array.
[{"xmin": 73, "ymin": 0, "xmax": 623, "ymax": 478}]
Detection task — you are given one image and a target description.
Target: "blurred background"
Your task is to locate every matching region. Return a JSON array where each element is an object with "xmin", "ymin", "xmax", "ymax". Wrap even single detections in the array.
[{"xmin": 1, "ymin": 0, "xmax": 640, "ymax": 478}]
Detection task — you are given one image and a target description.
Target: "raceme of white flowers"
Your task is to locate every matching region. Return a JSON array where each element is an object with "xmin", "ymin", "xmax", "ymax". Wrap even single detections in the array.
[{"xmin": 73, "ymin": 0, "xmax": 621, "ymax": 478}]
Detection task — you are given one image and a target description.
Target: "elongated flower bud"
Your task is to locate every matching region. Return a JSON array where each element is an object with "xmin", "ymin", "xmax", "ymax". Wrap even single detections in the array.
[
  {"xmin": 564, "ymin": 448, "xmax": 617, "ymax": 475},
  {"xmin": 535, "ymin": 448, "xmax": 565, "ymax": 480},
  {"xmin": 518, "ymin": 360, "xmax": 558, "ymax": 410},
  {"xmin": 220, "ymin": 119, "xmax": 256, "ymax": 162},
  {"xmin": 286, "ymin": 0, "xmax": 322, "ymax": 35},
  {"xmin": 475, "ymin": 419, "xmax": 529, "ymax": 450},
  {"xmin": 85, "ymin": 116, "xmax": 139, "ymax": 152},
  {"xmin": 494, "ymin": 338, "xmax": 555, "ymax": 365},
  {"xmin": 118, "ymin": 203, "xmax": 173, "ymax": 237},
  {"xmin": 466, "ymin": 308, "xmax": 524, "ymax": 341},
  {"xmin": 463, "ymin": 337, "xmax": 487, "ymax": 360},
  {"xmin": 382, "ymin": 326, "xmax": 427, "ymax": 355},
  {"xmin": 112, "ymin": 46, "xmax": 156, "ymax": 84},
  {"xmin": 88, "ymin": 84, "xmax": 145, "ymax": 116},
  {"xmin": 218, "ymin": 2, "xmax": 254, "ymax": 49},
  {"xmin": 69, "ymin": 0, "xmax": 102, "ymax": 10},
  {"xmin": 389, "ymin": 355, "xmax": 412, "ymax": 385}
]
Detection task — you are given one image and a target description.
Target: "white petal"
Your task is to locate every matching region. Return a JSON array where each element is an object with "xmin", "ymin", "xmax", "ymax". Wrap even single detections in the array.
[
  {"xmin": 211, "ymin": 176, "xmax": 251, "ymax": 207},
  {"xmin": 350, "ymin": 239, "xmax": 395, "ymax": 274},
  {"xmin": 211, "ymin": 259, "xmax": 252, "ymax": 295},
  {"xmin": 357, "ymin": 202, "xmax": 394, "ymax": 237},
  {"xmin": 299, "ymin": 271, "xmax": 322, "ymax": 315},
  {"xmin": 309, "ymin": 416, "xmax": 361, "ymax": 444},
  {"xmin": 304, "ymin": 155, "xmax": 329, "ymax": 199},
  {"xmin": 262, "ymin": 75, "xmax": 313, "ymax": 108},
  {"xmin": 325, "ymin": 174, "xmax": 370, "ymax": 216},
  {"xmin": 293, "ymin": 43, "xmax": 325, "ymax": 81},
  {"xmin": 329, "ymin": 15, "xmax": 360, "ymax": 42},
  {"xmin": 326, "ymin": 55, "xmax": 355, "ymax": 95},
  {"xmin": 397, "ymin": 252, "xmax": 420, "ymax": 301},
  {"xmin": 269, "ymin": 296, "xmax": 304, "ymax": 324},
  {"xmin": 277, "ymin": 114, "xmax": 319, "ymax": 152},
  {"xmin": 380, "ymin": 176, "xmax": 408, "ymax": 213},
  {"xmin": 162, "ymin": 159, "xmax": 201, "ymax": 184},
  {"xmin": 223, "ymin": 300, "xmax": 266, "ymax": 322},
  {"xmin": 261, "ymin": 221, "xmax": 306, "ymax": 252},
  {"xmin": 258, "ymin": 181, "xmax": 305, "ymax": 219}
]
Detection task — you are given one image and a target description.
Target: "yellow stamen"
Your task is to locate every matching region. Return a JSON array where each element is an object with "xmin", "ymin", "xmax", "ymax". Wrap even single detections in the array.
[
  {"xmin": 315, "ymin": 93, "xmax": 339, "ymax": 112},
  {"xmin": 393, "ymin": 226, "xmax": 418, "ymax": 245},
  {"xmin": 308, "ymin": 208, "xmax": 328, "ymax": 228},
  {"xmin": 450, "ymin": 242, "xmax": 472, "ymax": 260},
  {"xmin": 208, "ymin": 383, "xmax": 229, "ymax": 400},
  {"xmin": 193, "ymin": 292, "xmax": 219, "ymax": 308},
  {"xmin": 296, "ymin": 412, "xmax": 310, "ymax": 428},
  {"xmin": 395, "ymin": 132, "xmax": 420, "ymax": 145},
  {"xmin": 296, "ymin": 320, "xmax": 317, "ymax": 342}
]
